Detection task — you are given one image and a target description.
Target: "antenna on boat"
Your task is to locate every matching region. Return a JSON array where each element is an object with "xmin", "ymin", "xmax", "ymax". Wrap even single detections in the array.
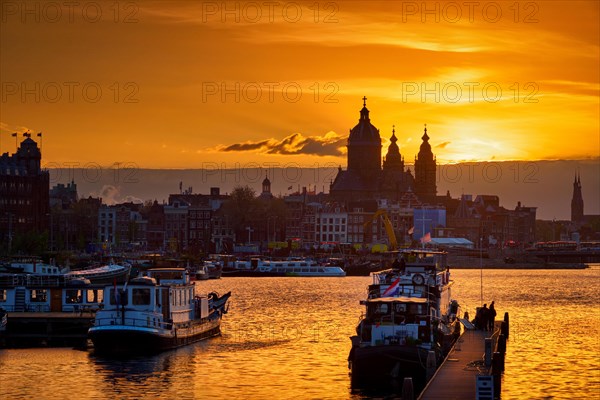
[{"xmin": 480, "ymin": 237, "xmax": 483, "ymax": 305}]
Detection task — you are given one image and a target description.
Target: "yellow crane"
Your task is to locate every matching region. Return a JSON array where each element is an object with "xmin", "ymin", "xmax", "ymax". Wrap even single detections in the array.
[{"xmin": 363, "ymin": 209, "xmax": 398, "ymax": 250}]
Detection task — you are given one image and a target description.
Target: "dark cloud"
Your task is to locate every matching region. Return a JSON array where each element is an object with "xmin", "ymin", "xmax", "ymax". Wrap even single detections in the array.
[{"xmin": 218, "ymin": 133, "xmax": 347, "ymax": 157}]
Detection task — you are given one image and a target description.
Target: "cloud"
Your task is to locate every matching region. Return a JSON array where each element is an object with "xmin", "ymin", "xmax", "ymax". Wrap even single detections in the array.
[
  {"xmin": 218, "ymin": 132, "xmax": 347, "ymax": 157},
  {"xmin": 90, "ymin": 185, "xmax": 143, "ymax": 205},
  {"xmin": 0, "ymin": 122, "xmax": 32, "ymax": 133},
  {"xmin": 436, "ymin": 141, "xmax": 451, "ymax": 149}
]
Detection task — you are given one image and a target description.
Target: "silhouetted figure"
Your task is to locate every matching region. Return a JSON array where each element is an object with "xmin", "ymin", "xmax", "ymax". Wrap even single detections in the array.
[
  {"xmin": 392, "ymin": 258, "xmax": 401, "ymax": 270},
  {"xmin": 488, "ymin": 301, "xmax": 497, "ymax": 331},
  {"xmin": 481, "ymin": 304, "xmax": 489, "ymax": 331}
]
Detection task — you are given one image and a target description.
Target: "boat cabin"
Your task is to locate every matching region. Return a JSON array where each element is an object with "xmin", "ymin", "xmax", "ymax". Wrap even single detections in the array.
[{"xmin": 360, "ymin": 297, "xmax": 433, "ymax": 346}]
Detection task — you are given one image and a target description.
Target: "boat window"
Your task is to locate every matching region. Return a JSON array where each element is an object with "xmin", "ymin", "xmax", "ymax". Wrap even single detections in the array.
[
  {"xmin": 66, "ymin": 289, "xmax": 84, "ymax": 304},
  {"xmin": 0, "ymin": 289, "xmax": 6, "ymax": 302},
  {"xmin": 109, "ymin": 288, "xmax": 128, "ymax": 306},
  {"xmin": 87, "ymin": 289, "xmax": 103, "ymax": 304},
  {"xmin": 30, "ymin": 289, "xmax": 47, "ymax": 303},
  {"xmin": 132, "ymin": 288, "xmax": 151, "ymax": 305},
  {"xmin": 395, "ymin": 303, "xmax": 407, "ymax": 313}
]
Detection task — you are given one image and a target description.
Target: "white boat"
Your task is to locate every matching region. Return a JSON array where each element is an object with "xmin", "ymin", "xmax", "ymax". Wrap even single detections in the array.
[
  {"xmin": 66, "ymin": 262, "xmax": 130, "ymax": 285},
  {"xmin": 222, "ymin": 257, "xmax": 346, "ymax": 277},
  {"xmin": 348, "ymin": 249, "xmax": 461, "ymax": 388},
  {"xmin": 6, "ymin": 257, "xmax": 65, "ymax": 275},
  {"xmin": 88, "ymin": 268, "xmax": 230, "ymax": 355}
]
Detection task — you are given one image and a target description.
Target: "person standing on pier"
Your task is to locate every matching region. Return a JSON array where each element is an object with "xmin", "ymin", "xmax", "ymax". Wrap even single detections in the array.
[{"xmin": 488, "ymin": 301, "xmax": 497, "ymax": 331}]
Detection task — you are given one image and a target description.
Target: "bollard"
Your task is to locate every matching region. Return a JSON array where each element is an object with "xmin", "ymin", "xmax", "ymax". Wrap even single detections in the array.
[
  {"xmin": 402, "ymin": 377, "xmax": 414, "ymax": 400},
  {"xmin": 503, "ymin": 312, "xmax": 510, "ymax": 338},
  {"xmin": 492, "ymin": 352, "xmax": 503, "ymax": 398},
  {"xmin": 426, "ymin": 350, "xmax": 437, "ymax": 381},
  {"xmin": 497, "ymin": 334, "xmax": 507, "ymax": 354},
  {"xmin": 484, "ymin": 338, "xmax": 493, "ymax": 367},
  {"xmin": 501, "ymin": 321, "xmax": 509, "ymax": 339}
]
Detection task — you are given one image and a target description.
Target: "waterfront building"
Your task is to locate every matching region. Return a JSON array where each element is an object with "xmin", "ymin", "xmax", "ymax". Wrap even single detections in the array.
[{"xmin": 0, "ymin": 136, "xmax": 49, "ymax": 251}]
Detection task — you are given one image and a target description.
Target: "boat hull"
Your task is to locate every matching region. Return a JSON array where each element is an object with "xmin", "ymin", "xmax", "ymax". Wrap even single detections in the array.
[
  {"xmin": 349, "ymin": 344, "xmax": 433, "ymax": 388},
  {"xmin": 89, "ymin": 317, "xmax": 221, "ymax": 355}
]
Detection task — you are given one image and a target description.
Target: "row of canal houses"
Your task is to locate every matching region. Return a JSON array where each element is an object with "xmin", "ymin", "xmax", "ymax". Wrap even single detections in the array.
[{"xmin": 47, "ymin": 178, "xmax": 536, "ymax": 255}]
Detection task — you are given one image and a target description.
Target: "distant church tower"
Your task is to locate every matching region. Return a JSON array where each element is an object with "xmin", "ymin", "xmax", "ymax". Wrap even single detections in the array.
[
  {"xmin": 571, "ymin": 173, "xmax": 584, "ymax": 223},
  {"xmin": 259, "ymin": 172, "xmax": 273, "ymax": 200},
  {"xmin": 414, "ymin": 124, "xmax": 437, "ymax": 203},
  {"xmin": 347, "ymin": 96, "xmax": 381, "ymax": 180},
  {"xmin": 382, "ymin": 126, "xmax": 404, "ymax": 172}
]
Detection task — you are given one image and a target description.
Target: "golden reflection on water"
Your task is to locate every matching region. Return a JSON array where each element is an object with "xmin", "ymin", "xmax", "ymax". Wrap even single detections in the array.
[{"xmin": 0, "ymin": 269, "xmax": 598, "ymax": 399}]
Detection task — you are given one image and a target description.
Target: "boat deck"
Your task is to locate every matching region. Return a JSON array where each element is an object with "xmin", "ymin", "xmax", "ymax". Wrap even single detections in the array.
[{"xmin": 418, "ymin": 321, "xmax": 501, "ymax": 400}]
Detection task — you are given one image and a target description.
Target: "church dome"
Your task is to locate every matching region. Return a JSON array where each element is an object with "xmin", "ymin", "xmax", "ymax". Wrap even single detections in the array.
[{"xmin": 348, "ymin": 97, "xmax": 380, "ymax": 144}]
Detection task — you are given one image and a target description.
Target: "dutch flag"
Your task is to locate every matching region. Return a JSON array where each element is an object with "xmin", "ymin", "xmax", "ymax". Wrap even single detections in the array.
[{"xmin": 382, "ymin": 277, "xmax": 401, "ymax": 296}]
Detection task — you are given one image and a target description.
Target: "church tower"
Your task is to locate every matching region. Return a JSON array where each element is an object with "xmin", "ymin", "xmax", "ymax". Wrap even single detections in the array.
[
  {"xmin": 382, "ymin": 126, "xmax": 404, "ymax": 172},
  {"xmin": 571, "ymin": 172, "xmax": 584, "ymax": 223},
  {"xmin": 347, "ymin": 97, "xmax": 381, "ymax": 180},
  {"xmin": 414, "ymin": 124, "xmax": 437, "ymax": 203},
  {"xmin": 259, "ymin": 172, "xmax": 273, "ymax": 200}
]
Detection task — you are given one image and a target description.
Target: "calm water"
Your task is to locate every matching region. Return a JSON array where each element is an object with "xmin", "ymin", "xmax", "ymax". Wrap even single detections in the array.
[{"xmin": 1, "ymin": 267, "xmax": 599, "ymax": 399}]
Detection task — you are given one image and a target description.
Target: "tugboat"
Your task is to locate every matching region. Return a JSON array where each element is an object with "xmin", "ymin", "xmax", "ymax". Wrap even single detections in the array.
[
  {"xmin": 348, "ymin": 249, "xmax": 461, "ymax": 389},
  {"xmin": 88, "ymin": 268, "xmax": 230, "ymax": 355}
]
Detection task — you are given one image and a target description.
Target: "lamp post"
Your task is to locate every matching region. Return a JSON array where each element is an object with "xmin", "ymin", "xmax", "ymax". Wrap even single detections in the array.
[{"xmin": 246, "ymin": 226, "xmax": 253, "ymax": 244}]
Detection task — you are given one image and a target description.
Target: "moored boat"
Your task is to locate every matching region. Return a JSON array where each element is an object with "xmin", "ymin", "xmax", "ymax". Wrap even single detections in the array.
[
  {"xmin": 348, "ymin": 249, "xmax": 461, "ymax": 389},
  {"xmin": 66, "ymin": 262, "xmax": 130, "ymax": 285},
  {"xmin": 88, "ymin": 268, "xmax": 230, "ymax": 355},
  {"xmin": 222, "ymin": 257, "xmax": 346, "ymax": 277}
]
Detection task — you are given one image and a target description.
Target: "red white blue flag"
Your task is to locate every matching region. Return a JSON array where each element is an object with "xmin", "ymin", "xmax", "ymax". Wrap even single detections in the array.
[{"xmin": 382, "ymin": 277, "xmax": 401, "ymax": 296}]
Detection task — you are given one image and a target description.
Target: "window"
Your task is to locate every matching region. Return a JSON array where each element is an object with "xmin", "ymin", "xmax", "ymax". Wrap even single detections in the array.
[
  {"xmin": 87, "ymin": 289, "xmax": 103, "ymax": 304},
  {"xmin": 30, "ymin": 289, "xmax": 47, "ymax": 303},
  {"xmin": 132, "ymin": 288, "xmax": 151, "ymax": 305},
  {"xmin": 0, "ymin": 289, "xmax": 6, "ymax": 302},
  {"xmin": 109, "ymin": 288, "xmax": 128, "ymax": 306},
  {"xmin": 66, "ymin": 289, "xmax": 83, "ymax": 304}
]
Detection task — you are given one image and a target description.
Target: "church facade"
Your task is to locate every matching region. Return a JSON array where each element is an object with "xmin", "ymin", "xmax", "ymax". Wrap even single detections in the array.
[{"xmin": 329, "ymin": 98, "xmax": 437, "ymax": 203}]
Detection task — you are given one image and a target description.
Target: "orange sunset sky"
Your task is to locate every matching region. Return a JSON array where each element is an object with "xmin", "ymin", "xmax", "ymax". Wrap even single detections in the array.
[{"xmin": 1, "ymin": 0, "xmax": 599, "ymax": 168}]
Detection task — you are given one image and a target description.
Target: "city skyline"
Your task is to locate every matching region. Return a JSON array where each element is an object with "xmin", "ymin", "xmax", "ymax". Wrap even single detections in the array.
[{"xmin": 1, "ymin": 1, "xmax": 599, "ymax": 168}]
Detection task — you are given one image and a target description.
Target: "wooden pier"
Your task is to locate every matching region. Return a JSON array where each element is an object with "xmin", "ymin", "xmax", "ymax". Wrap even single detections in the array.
[
  {"xmin": 1, "ymin": 312, "xmax": 94, "ymax": 347},
  {"xmin": 418, "ymin": 315, "xmax": 508, "ymax": 400}
]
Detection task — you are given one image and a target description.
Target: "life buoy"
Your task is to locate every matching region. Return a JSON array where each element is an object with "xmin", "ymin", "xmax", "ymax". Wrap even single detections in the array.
[{"xmin": 412, "ymin": 274, "xmax": 424, "ymax": 285}]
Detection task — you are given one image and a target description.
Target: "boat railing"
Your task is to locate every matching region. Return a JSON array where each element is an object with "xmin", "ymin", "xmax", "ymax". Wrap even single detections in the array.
[{"xmin": 95, "ymin": 314, "xmax": 167, "ymax": 330}]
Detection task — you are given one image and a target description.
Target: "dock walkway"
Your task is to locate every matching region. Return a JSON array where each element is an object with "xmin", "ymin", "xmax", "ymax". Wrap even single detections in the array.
[{"xmin": 419, "ymin": 323, "xmax": 500, "ymax": 400}]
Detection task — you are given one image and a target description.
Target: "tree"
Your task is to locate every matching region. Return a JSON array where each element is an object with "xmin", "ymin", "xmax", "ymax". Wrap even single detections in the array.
[{"xmin": 221, "ymin": 186, "xmax": 261, "ymax": 243}]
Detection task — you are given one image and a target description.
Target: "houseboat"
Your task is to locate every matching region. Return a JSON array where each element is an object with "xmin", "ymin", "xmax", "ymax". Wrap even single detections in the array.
[
  {"xmin": 348, "ymin": 250, "xmax": 461, "ymax": 389},
  {"xmin": 88, "ymin": 268, "xmax": 230, "ymax": 355}
]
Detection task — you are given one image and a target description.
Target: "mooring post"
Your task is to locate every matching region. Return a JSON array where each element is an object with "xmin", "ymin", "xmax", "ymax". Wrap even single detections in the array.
[
  {"xmin": 497, "ymin": 333, "xmax": 507, "ymax": 355},
  {"xmin": 426, "ymin": 350, "xmax": 436, "ymax": 381},
  {"xmin": 485, "ymin": 337, "xmax": 493, "ymax": 367},
  {"xmin": 503, "ymin": 312, "xmax": 509, "ymax": 338},
  {"xmin": 402, "ymin": 377, "xmax": 414, "ymax": 400},
  {"xmin": 492, "ymin": 352, "xmax": 503, "ymax": 398}
]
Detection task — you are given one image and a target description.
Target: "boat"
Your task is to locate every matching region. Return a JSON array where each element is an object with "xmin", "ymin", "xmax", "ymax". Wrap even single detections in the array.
[
  {"xmin": 0, "ymin": 273, "xmax": 105, "ymax": 313},
  {"xmin": 206, "ymin": 261, "xmax": 223, "ymax": 279},
  {"xmin": 88, "ymin": 268, "xmax": 231, "ymax": 355},
  {"xmin": 222, "ymin": 257, "xmax": 346, "ymax": 277},
  {"xmin": 66, "ymin": 262, "xmax": 131, "ymax": 285},
  {"xmin": 4, "ymin": 257, "xmax": 66, "ymax": 275},
  {"xmin": 348, "ymin": 249, "xmax": 461, "ymax": 389},
  {"xmin": 0, "ymin": 274, "xmax": 103, "ymax": 347}
]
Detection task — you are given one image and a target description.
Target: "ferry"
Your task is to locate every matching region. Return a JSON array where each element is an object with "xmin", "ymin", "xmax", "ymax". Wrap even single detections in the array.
[
  {"xmin": 348, "ymin": 249, "xmax": 461, "ymax": 388},
  {"xmin": 222, "ymin": 257, "xmax": 346, "ymax": 277},
  {"xmin": 88, "ymin": 268, "xmax": 230, "ymax": 355}
]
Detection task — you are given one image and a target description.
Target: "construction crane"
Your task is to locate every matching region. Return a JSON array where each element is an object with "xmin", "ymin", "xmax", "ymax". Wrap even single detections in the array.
[{"xmin": 363, "ymin": 209, "xmax": 398, "ymax": 250}]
